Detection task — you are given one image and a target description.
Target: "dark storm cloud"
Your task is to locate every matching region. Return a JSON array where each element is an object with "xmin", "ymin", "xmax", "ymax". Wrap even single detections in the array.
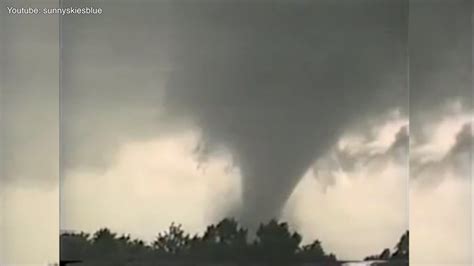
[
  {"xmin": 60, "ymin": 0, "xmax": 179, "ymax": 172},
  {"xmin": 412, "ymin": 123, "xmax": 473, "ymax": 186},
  {"xmin": 449, "ymin": 123, "xmax": 473, "ymax": 157},
  {"xmin": 60, "ymin": 0, "xmax": 408, "ymax": 225},
  {"xmin": 391, "ymin": 126, "xmax": 410, "ymax": 152},
  {"xmin": 413, "ymin": 124, "xmax": 472, "ymax": 187},
  {"xmin": 409, "ymin": 0, "xmax": 472, "ymax": 186},
  {"xmin": 1, "ymin": 1, "xmax": 60, "ymax": 264},
  {"xmin": 1, "ymin": 0, "xmax": 59, "ymax": 188},
  {"xmin": 314, "ymin": 124, "xmax": 408, "ymax": 191},
  {"xmin": 162, "ymin": 0, "xmax": 409, "ymax": 224},
  {"xmin": 409, "ymin": 0, "xmax": 472, "ymax": 136}
]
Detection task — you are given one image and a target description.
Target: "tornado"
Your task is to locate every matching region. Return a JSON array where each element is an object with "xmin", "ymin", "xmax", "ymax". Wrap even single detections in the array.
[
  {"xmin": 163, "ymin": 1, "xmax": 408, "ymax": 226},
  {"xmin": 58, "ymin": 0, "xmax": 409, "ymax": 228}
]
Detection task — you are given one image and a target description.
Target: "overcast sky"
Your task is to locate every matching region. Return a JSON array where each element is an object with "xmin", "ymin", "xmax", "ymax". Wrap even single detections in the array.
[
  {"xmin": 0, "ymin": 0, "xmax": 472, "ymax": 265},
  {"xmin": 410, "ymin": 105, "xmax": 472, "ymax": 265},
  {"xmin": 409, "ymin": 0, "xmax": 472, "ymax": 265},
  {"xmin": 58, "ymin": 0, "xmax": 409, "ymax": 261},
  {"xmin": 1, "ymin": 0, "xmax": 59, "ymax": 265}
]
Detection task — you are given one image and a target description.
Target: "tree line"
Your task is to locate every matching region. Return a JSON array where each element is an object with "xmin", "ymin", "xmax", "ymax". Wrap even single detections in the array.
[
  {"xmin": 364, "ymin": 231, "xmax": 409, "ymax": 265},
  {"xmin": 61, "ymin": 218, "xmax": 408, "ymax": 266},
  {"xmin": 61, "ymin": 218, "xmax": 339, "ymax": 265}
]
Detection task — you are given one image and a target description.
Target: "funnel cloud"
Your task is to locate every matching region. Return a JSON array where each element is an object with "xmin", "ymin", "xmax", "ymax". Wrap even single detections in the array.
[
  {"xmin": 59, "ymin": 0, "xmax": 408, "ymax": 230},
  {"xmin": 163, "ymin": 0, "xmax": 408, "ymax": 225}
]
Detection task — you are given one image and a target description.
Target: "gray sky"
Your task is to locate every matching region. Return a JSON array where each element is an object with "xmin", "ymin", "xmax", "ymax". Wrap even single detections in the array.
[
  {"xmin": 59, "ymin": 0, "xmax": 409, "ymax": 260},
  {"xmin": 409, "ymin": 0, "xmax": 472, "ymax": 265},
  {"xmin": 1, "ymin": 0, "xmax": 59, "ymax": 265},
  {"xmin": 0, "ymin": 0, "xmax": 472, "ymax": 264}
]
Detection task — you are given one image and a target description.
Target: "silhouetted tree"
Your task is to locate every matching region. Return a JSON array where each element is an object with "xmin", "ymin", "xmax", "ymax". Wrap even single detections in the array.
[
  {"xmin": 298, "ymin": 239, "xmax": 339, "ymax": 265},
  {"xmin": 254, "ymin": 219, "xmax": 302, "ymax": 264},
  {"xmin": 380, "ymin": 248, "xmax": 391, "ymax": 260},
  {"xmin": 391, "ymin": 231, "xmax": 408, "ymax": 260},
  {"xmin": 61, "ymin": 232, "xmax": 90, "ymax": 261},
  {"xmin": 128, "ymin": 238, "xmax": 151, "ymax": 260},
  {"xmin": 299, "ymin": 240, "xmax": 325, "ymax": 260},
  {"xmin": 364, "ymin": 231, "xmax": 408, "ymax": 266},
  {"xmin": 87, "ymin": 228, "xmax": 125, "ymax": 265},
  {"xmin": 115, "ymin": 234, "xmax": 151, "ymax": 261},
  {"xmin": 196, "ymin": 218, "xmax": 248, "ymax": 261},
  {"xmin": 60, "ymin": 219, "xmax": 342, "ymax": 265},
  {"xmin": 152, "ymin": 222, "xmax": 190, "ymax": 256},
  {"xmin": 365, "ymin": 247, "xmax": 391, "ymax": 261}
]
